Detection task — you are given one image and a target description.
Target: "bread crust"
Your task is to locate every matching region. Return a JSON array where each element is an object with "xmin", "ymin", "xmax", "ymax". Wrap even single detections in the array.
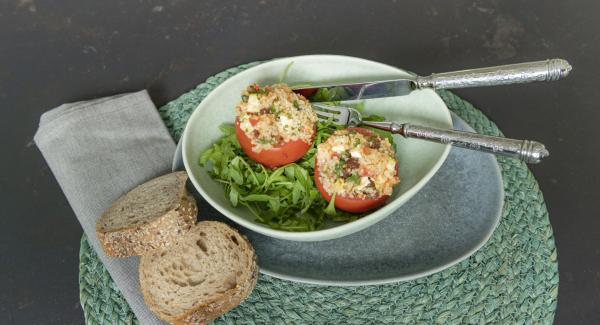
[
  {"xmin": 139, "ymin": 222, "xmax": 258, "ymax": 325},
  {"xmin": 96, "ymin": 172, "xmax": 197, "ymax": 258}
]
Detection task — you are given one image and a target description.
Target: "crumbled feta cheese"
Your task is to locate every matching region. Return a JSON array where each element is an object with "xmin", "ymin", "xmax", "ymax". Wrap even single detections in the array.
[
  {"xmin": 235, "ymin": 84, "xmax": 317, "ymax": 153},
  {"xmin": 279, "ymin": 114, "xmax": 294, "ymax": 128},
  {"xmin": 316, "ymin": 129, "xmax": 400, "ymax": 199},
  {"xmin": 332, "ymin": 145, "xmax": 345, "ymax": 153},
  {"xmin": 245, "ymin": 94, "xmax": 260, "ymax": 113},
  {"xmin": 240, "ymin": 119, "xmax": 252, "ymax": 132},
  {"xmin": 350, "ymin": 149, "xmax": 362, "ymax": 158},
  {"xmin": 386, "ymin": 161, "xmax": 396, "ymax": 170}
]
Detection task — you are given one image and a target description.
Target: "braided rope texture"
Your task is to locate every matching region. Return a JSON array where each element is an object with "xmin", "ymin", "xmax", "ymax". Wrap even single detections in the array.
[{"xmin": 79, "ymin": 62, "xmax": 558, "ymax": 324}]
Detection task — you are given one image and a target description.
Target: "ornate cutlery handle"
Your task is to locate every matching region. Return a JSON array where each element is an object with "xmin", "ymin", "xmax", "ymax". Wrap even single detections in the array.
[
  {"xmin": 362, "ymin": 121, "xmax": 549, "ymax": 164},
  {"xmin": 415, "ymin": 59, "xmax": 571, "ymax": 89}
]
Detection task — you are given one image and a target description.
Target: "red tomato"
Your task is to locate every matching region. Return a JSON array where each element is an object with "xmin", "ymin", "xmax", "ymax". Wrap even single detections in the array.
[
  {"xmin": 348, "ymin": 127, "xmax": 375, "ymax": 137},
  {"xmin": 235, "ymin": 119, "xmax": 314, "ymax": 169},
  {"xmin": 293, "ymin": 88, "xmax": 318, "ymax": 99},
  {"xmin": 314, "ymin": 166, "xmax": 389, "ymax": 213},
  {"xmin": 313, "ymin": 127, "xmax": 398, "ymax": 213}
]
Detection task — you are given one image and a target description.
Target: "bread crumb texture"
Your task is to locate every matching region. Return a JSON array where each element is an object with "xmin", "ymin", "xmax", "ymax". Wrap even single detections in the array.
[{"xmin": 140, "ymin": 221, "xmax": 258, "ymax": 325}]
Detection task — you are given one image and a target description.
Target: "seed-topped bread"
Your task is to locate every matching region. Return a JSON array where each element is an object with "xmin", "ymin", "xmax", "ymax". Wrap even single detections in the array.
[
  {"xmin": 139, "ymin": 221, "xmax": 258, "ymax": 325},
  {"xmin": 96, "ymin": 171, "xmax": 197, "ymax": 258}
]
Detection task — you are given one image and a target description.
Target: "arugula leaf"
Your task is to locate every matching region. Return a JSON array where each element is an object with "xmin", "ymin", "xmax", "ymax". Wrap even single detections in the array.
[
  {"xmin": 196, "ymin": 79, "xmax": 397, "ymax": 232},
  {"xmin": 228, "ymin": 168, "xmax": 243, "ymax": 185},
  {"xmin": 199, "ymin": 118, "xmax": 377, "ymax": 231},
  {"xmin": 229, "ymin": 185, "xmax": 239, "ymax": 207},
  {"xmin": 363, "ymin": 114, "xmax": 386, "ymax": 122},
  {"xmin": 291, "ymin": 182, "xmax": 303, "ymax": 205},
  {"xmin": 219, "ymin": 124, "xmax": 235, "ymax": 136},
  {"xmin": 324, "ymin": 194, "xmax": 337, "ymax": 216}
]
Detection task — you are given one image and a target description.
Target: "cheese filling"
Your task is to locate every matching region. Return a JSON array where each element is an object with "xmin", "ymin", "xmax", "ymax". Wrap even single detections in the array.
[
  {"xmin": 316, "ymin": 129, "xmax": 400, "ymax": 199},
  {"xmin": 235, "ymin": 83, "xmax": 317, "ymax": 153}
]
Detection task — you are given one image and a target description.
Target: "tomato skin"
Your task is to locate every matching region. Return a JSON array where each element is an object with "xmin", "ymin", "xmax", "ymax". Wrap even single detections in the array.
[
  {"xmin": 313, "ymin": 127, "xmax": 397, "ymax": 213},
  {"xmin": 347, "ymin": 127, "xmax": 374, "ymax": 137},
  {"xmin": 314, "ymin": 164, "xmax": 389, "ymax": 213},
  {"xmin": 235, "ymin": 119, "xmax": 313, "ymax": 169},
  {"xmin": 293, "ymin": 88, "xmax": 318, "ymax": 99}
]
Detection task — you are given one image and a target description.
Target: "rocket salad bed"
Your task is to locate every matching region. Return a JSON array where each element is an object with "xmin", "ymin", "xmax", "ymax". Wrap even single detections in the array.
[{"xmin": 199, "ymin": 87, "xmax": 396, "ymax": 231}]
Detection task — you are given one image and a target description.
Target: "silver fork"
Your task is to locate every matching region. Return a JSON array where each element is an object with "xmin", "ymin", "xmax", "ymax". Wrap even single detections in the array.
[{"xmin": 312, "ymin": 103, "xmax": 549, "ymax": 164}]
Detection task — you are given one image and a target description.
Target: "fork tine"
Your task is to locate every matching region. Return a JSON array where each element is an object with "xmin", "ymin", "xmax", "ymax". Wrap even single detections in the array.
[
  {"xmin": 314, "ymin": 110, "xmax": 338, "ymax": 119},
  {"xmin": 311, "ymin": 103, "xmax": 341, "ymax": 120},
  {"xmin": 311, "ymin": 103, "xmax": 340, "ymax": 113},
  {"xmin": 317, "ymin": 112, "xmax": 341, "ymax": 124},
  {"xmin": 311, "ymin": 103, "xmax": 353, "ymax": 126}
]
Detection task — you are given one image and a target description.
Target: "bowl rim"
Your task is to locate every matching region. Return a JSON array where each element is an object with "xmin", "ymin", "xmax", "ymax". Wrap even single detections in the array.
[{"xmin": 182, "ymin": 54, "xmax": 452, "ymax": 241}]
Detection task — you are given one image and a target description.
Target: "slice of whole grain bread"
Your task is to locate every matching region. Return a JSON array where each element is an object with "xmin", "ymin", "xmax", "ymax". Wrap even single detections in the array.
[
  {"xmin": 139, "ymin": 221, "xmax": 258, "ymax": 325},
  {"xmin": 96, "ymin": 171, "xmax": 197, "ymax": 258}
]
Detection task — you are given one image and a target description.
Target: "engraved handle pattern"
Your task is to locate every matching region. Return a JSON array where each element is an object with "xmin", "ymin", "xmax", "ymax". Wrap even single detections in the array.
[
  {"xmin": 415, "ymin": 59, "xmax": 572, "ymax": 89},
  {"xmin": 362, "ymin": 121, "xmax": 549, "ymax": 164}
]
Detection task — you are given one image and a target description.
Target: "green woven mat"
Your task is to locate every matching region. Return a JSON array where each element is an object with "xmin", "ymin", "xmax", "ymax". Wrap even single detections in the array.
[{"xmin": 79, "ymin": 62, "xmax": 558, "ymax": 324}]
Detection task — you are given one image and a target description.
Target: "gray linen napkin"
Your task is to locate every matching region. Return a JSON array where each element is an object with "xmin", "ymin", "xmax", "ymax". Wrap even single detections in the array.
[{"xmin": 34, "ymin": 90, "xmax": 174, "ymax": 324}]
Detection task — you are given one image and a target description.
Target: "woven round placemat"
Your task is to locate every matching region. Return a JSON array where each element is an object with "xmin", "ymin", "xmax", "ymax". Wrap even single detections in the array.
[{"xmin": 79, "ymin": 62, "xmax": 558, "ymax": 324}]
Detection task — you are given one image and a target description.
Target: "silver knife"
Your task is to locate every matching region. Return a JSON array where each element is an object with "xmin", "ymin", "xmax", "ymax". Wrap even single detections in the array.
[{"xmin": 293, "ymin": 59, "xmax": 572, "ymax": 102}]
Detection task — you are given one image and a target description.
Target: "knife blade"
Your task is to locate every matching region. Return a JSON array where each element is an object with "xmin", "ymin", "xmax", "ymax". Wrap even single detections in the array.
[
  {"xmin": 292, "ymin": 79, "xmax": 416, "ymax": 102},
  {"xmin": 293, "ymin": 59, "xmax": 572, "ymax": 102}
]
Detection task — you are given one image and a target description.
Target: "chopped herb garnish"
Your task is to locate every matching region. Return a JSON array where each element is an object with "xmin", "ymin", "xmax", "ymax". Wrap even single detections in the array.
[
  {"xmin": 346, "ymin": 174, "xmax": 361, "ymax": 184},
  {"xmin": 334, "ymin": 158, "xmax": 346, "ymax": 176}
]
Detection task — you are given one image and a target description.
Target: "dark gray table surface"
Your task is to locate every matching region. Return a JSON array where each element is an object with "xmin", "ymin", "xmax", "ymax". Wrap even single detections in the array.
[{"xmin": 1, "ymin": 1, "xmax": 598, "ymax": 324}]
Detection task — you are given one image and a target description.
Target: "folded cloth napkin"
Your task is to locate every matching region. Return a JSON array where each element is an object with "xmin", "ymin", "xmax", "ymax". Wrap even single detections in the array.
[{"xmin": 34, "ymin": 90, "xmax": 174, "ymax": 324}]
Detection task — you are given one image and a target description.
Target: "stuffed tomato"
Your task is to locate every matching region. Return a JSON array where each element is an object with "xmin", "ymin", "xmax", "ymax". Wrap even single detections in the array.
[
  {"xmin": 235, "ymin": 83, "xmax": 317, "ymax": 169},
  {"xmin": 314, "ymin": 128, "xmax": 400, "ymax": 213}
]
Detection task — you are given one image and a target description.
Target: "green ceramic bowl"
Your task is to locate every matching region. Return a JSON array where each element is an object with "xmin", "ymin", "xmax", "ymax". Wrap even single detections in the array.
[{"xmin": 182, "ymin": 55, "xmax": 452, "ymax": 241}]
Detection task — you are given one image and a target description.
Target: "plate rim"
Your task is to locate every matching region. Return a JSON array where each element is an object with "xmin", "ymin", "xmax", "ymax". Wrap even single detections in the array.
[
  {"xmin": 258, "ymin": 115, "xmax": 505, "ymax": 285},
  {"xmin": 173, "ymin": 113, "xmax": 504, "ymax": 286}
]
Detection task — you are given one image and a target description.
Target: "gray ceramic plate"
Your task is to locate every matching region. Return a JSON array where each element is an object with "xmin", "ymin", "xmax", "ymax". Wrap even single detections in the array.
[{"xmin": 173, "ymin": 113, "xmax": 504, "ymax": 285}]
